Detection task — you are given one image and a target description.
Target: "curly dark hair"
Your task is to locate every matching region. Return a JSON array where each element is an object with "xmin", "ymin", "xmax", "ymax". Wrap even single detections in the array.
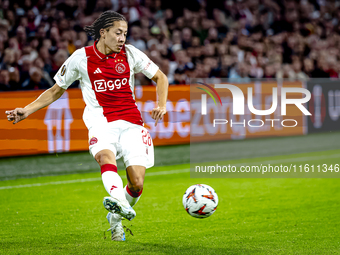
[{"xmin": 84, "ymin": 11, "xmax": 127, "ymax": 41}]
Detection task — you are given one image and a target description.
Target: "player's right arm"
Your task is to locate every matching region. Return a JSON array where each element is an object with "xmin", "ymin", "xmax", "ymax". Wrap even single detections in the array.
[{"xmin": 6, "ymin": 84, "xmax": 66, "ymax": 124}]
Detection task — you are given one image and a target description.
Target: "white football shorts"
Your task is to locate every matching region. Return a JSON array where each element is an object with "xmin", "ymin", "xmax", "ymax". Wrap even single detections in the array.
[{"xmin": 88, "ymin": 120, "xmax": 154, "ymax": 169}]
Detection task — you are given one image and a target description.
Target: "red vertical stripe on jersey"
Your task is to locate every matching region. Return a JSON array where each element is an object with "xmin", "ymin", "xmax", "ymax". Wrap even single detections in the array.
[{"xmin": 85, "ymin": 43, "xmax": 143, "ymax": 126}]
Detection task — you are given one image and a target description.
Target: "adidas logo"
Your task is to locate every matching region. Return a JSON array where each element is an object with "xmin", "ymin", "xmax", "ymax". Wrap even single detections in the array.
[{"xmin": 94, "ymin": 68, "xmax": 102, "ymax": 74}]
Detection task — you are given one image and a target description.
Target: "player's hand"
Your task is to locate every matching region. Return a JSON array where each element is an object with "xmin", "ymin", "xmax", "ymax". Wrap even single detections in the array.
[
  {"xmin": 5, "ymin": 108, "xmax": 28, "ymax": 124},
  {"xmin": 151, "ymin": 106, "xmax": 166, "ymax": 127}
]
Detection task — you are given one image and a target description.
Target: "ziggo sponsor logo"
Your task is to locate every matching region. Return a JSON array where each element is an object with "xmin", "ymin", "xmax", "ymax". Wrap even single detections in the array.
[{"xmin": 94, "ymin": 78, "xmax": 128, "ymax": 92}]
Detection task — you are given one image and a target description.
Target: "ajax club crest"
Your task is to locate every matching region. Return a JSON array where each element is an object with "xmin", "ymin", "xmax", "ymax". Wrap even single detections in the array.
[{"xmin": 115, "ymin": 63, "xmax": 126, "ymax": 74}]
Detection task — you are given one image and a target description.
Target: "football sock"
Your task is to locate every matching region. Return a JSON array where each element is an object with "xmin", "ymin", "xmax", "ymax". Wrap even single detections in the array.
[
  {"xmin": 101, "ymin": 164, "xmax": 126, "ymax": 201},
  {"xmin": 124, "ymin": 185, "xmax": 143, "ymax": 207}
]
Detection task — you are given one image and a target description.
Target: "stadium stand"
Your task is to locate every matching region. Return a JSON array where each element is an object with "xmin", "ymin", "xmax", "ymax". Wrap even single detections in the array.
[{"xmin": 0, "ymin": 0, "xmax": 340, "ymax": 90}]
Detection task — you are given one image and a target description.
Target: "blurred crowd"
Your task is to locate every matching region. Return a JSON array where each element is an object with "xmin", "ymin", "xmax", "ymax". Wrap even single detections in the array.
[{"xmin": 1, "ymin": 0, "xmax": 340, "ymax": 91}]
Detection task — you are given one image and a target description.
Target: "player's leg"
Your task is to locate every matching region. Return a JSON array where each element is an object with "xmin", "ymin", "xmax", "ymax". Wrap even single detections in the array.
[
  {"xmin": 88, "ymin": 124, "xmax": 136, "ymax": 221},
  {"xmin": 94, "ymin": 149, "xmax": 133, "ymax": 240},
  {"xmin": 88, "ymin": 124, "xmax": 133, "ymax": 241},
  {"xmin": 120, "ymin": 123, "xmax": 154, "ymax": 207},
  {"xmin": 124, "ymin": 165, "xmax": 146, "ymax": 207},
  {"xmin": 95, "ymin": 149, "xmax": 136, "ymax": 221},
  {"xmin": 94, "ymin": 149, "xmax": 125, "ymax": 201}
]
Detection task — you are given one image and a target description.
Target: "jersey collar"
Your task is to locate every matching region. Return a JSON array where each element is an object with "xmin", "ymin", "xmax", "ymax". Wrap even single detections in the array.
[{"xmin": 93, "ymin": 40, "xmax": 124, "ymax": 60}]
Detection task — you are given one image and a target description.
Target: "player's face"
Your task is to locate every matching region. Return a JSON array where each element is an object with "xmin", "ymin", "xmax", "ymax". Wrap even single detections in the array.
[{"xmin": 104, "ymin": 21, "xmax": 128, "ymax": 53}]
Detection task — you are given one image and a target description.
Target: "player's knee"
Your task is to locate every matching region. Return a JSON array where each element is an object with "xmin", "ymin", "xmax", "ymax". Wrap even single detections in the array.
[
  {"xmin": 95, "ymin": 152, "xmax": 112, "ymax": 166},
  {"xmin": 129, "ymin": 181, "xmax": 143, "ymax": 193}
]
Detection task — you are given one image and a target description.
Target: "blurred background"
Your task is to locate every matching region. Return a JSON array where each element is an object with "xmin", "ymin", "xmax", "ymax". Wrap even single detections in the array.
[{"xmin": 1, "ymin": 0, "xmax": 340, "ymax": 90}]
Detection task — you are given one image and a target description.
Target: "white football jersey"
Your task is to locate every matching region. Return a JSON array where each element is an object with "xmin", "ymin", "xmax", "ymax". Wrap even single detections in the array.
[{"xmin": 54, "ymin": 43, "xmax": 159, "ymax": 128}]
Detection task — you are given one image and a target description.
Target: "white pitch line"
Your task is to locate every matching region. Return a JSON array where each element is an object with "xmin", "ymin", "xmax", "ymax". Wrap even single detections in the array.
[
  {"xmin": 0, "ymin": 168, "xmax": 190, "ymax": 190},
  {"xmin": 0, "ymin": 152, "xmax": 339, "ymax": 190},
  {"xmin": 0, "ymin": 177, "xmax": 102, "ymax": 190}
]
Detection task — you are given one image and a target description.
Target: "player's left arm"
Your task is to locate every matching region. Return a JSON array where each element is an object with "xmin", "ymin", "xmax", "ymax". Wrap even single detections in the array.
[{"xmin": 151, "ymin": 69, "xmax": 169, "ymax": 126}]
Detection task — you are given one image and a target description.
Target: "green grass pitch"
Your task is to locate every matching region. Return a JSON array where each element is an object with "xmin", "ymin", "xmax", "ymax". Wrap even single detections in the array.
[{"xmin": 0, "ymin": 149, "xmax": 340, "ymax": 254}]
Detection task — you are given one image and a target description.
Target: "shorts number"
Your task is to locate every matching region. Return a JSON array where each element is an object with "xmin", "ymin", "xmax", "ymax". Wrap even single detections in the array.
[{"xmin": 142, "ymin": 130, "xmax": 151, "ymax": 146}]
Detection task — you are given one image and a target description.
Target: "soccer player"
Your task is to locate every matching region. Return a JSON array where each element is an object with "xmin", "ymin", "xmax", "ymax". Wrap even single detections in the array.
[{"xmin": 5, "ymin": 11, "xmax": 168, "ymax": 241}]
